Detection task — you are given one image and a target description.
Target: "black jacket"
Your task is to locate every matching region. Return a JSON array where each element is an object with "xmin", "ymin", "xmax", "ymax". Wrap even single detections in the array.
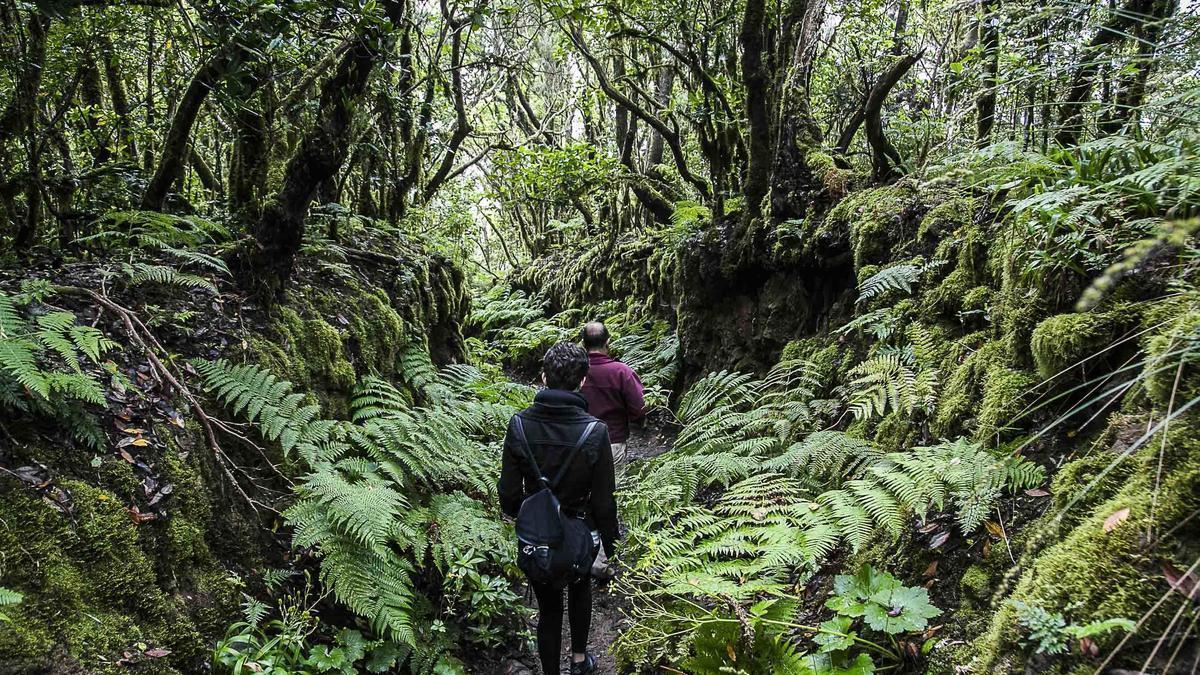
[{"xmin": 498, "ymin": 389, "xmax": 619, "ymax": 557}]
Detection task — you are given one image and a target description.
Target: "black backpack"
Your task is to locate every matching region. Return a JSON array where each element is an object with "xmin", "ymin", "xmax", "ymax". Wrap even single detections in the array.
[{"xmin": 512, "ymin": 415, "xmax": 599, "ymax": 586}]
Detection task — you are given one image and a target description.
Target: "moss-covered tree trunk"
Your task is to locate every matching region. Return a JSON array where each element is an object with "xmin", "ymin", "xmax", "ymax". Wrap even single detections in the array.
[{"xmin": 241, "ymin": 0, "xmax": 407, "ymax": 296}]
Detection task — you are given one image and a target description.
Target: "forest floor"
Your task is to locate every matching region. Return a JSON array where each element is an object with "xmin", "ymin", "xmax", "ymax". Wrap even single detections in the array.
[{"xmin": 500, "ymin": 411, "xmax": 679, "ymax": 675}]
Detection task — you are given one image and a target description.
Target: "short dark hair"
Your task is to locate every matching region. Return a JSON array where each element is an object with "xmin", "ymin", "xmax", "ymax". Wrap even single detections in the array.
[
  {"xmin": 543, "ymin": 341, "xmax": 589, "ymax": 390},
  {"xmin": 581, "ymin": 321, "xmax": 609, "ymax": 350}
]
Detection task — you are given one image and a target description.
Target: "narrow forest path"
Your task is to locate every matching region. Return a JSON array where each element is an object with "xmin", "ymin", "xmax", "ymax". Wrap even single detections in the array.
[{"xmin": 501, "ymin": 415, "xmax": 677, "ymax": 675}]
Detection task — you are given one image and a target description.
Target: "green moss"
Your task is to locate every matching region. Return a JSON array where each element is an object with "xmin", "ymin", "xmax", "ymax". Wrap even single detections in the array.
[
  {"xmin": 1139, "ymin": 296, "xmax": 1200, "ymax": 407},
  {"xmin": 873, "ymin": 412, "xmax": 917, "ymax": 452},
  {"xmin": 0, "ymin": 479, "xmax": 218, "ymax": 672},
  {"xmin": 780, "ymin": 338, "xmax": 844, "ymax": 389},
  {"xmin": 805, "ymin": 150, "xmax": 853, "ymax": 197},
  {"xmin": 923, "ymin": 223, "xmax": 988, "ymax": 317},
  {"xmin": 969, "ymin": 418, "xmax": 1200, "ymax": 671},
  {"xmin": 1029, "ymin": 304, "xmax": 1140, "ymax": 379},
  {"xmin": 960, "ymin": 565, "xmax": 990, "ymax": 608},
  {"xmin": 918, "ymin": 195, "xmax": 977, "ymax": 242},
  {"xmin": 825, "ymin": 183, "xmax": 920, "ymax": 267},
  {"xmin": 962, "ymin": 286, "xmax": 990, "ymax": 312},
  {"xmin": 975, "ymin": 365, "xmax": 1036, "ymax": 443},
  {"xmin": 932, "ymin": 338, "xmax": 1005, "ymax": 438}
]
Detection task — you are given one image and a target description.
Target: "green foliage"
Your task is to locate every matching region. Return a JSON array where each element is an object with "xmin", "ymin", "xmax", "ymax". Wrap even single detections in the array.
[
  {"xmin": 0, "ymin": 587, "xmax": 22, "ymax": 624},
  {"xmin": 213, "ymin": 574, "xmax": 410, "ymax": 675},
  {"xmin": 0, "ymin": 290, "xmax": 115, "ymax": 447},
  {"xmin": 826, "ymin": 566, "xmax": 941, "ymax": 635},
  {"xmin": 1011, "ymin": 600, "xmax": 1133, "ymax": 656},
  {"xmin": 80, "ymin": 211, "xmax": 230, "ymax": 294},
  {"xmin": 856, "ymin": 263, "xmax": 922, "ymax": 304},
  {"xmin": 198, "ymin": 354, "xmax": 525, "ymax": 664}
]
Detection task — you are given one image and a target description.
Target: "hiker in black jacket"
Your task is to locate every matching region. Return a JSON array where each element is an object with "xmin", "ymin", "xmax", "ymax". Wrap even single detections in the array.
[{"xmin": 499, "ymin": 342, "xmax": 619, "ymax": 675}]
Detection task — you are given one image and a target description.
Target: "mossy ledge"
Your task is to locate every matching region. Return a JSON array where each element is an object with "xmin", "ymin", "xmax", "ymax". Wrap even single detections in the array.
[{"xmin": 0, "ymin": 243, "xmax": 469, "ymax": 672}]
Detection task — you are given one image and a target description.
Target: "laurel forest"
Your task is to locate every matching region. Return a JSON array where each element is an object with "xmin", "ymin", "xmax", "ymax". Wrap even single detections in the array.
[{"xmin": 0, "ymin": 0, "xmax": 1197, "ymax": 673}]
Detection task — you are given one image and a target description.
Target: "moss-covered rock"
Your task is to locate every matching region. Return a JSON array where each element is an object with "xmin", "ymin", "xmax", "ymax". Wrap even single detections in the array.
[
  {"xmin": 824, "ymin": 182, "xmax": 922, "ymax": 268},
  {"xmin": 968, "ymin": 417, "xmax": 1200, "ymax": 672},
  {"xmin": 1139, "ymin": 295, "xmax": 1200, "ymax": 407},
  {"xmin": 1030, "ymin": 304, "xmax": 1141, "ymax": 379},
  {"xmin": 932, "ymin": 337, "xmax": 1003, "ymax": 439},
  {"xmin": 0, "ymin": 479, "xmax": 236, "ymax": 673},
  {"xmin": 976, "ymin": 365, "xmax": 1037, "ymax": 443}
]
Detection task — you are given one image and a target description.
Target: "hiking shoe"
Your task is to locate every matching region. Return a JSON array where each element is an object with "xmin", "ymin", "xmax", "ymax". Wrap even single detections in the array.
[{"xmin": 569, "ymin": 653, "xmax": 597, "ymax": 675}]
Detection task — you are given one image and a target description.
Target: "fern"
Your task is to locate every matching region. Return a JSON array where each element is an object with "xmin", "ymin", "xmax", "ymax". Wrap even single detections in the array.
[
  {"xmin": 0, "ymin": 587, "xmax": 21, "ymax": 624},
  {"xmin": 857, "ymin": 263, "xmax": 922, "ymax": 303},
  {"xmin": 0, "ymin": 291, "xmax": 115, "ymax": 447},
  {"xmin": 197, "ymin": 349, "xmax": 524, "ymax": 652}
]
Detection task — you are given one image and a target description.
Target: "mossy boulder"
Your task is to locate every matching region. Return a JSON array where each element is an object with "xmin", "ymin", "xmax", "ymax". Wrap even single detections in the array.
[
  {"xmin": 825, "ymin": 182, "xmax": 922, "ymax": 268},
  {"xmin": 1030, "ymin": 304, "xmax": 1141, "ymax": 379},
  {"xmin": 968, "ymin": 418, "xmax": 1200, "ymax": 672},
  {"xmin": 1139, "ymin": 295, "xmax": 1200, "ymax": 407},
  {"xmin": 0, "ymin": 479, "xmax": 238, "ymax": 673}
]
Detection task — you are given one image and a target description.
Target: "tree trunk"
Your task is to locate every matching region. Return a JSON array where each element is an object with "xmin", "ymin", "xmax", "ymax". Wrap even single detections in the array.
[
  {"xmin": 1056, "ymin": 0, "xmax": 1156, "ymax": 146},
  {"xmin": 242, "ymin": 0, "xmax": 406, "ymax": 296},
  {"xmin": 141, "ymin": 41, "xmax": 253, "ymax": 210},
  {"xmin": 78, "ymin": 58, "xmax": 113, "ymax": 165},
  {"xmin": 100, "ymin": 36, "xmax": 137, "ymax": 160},
  {"xmin": 229, "ymin": 99, "xmax": 268, "ymax": 223},
  {"xmin": 740, "ymin": 0, "xmax": 772, "ymax": 222},
  {"xmin": 1098, "ymin": 0, "xmax": 1176, "ymax": 136},
  {"xmin": 2, "ymin": 12, "xmax": 51, "ymax": 250},
  {"xmin": 974, "ymin": 0, "xmax": 1000, "ymax": 147},
  {"xmin": 865, "ymin": 52, "xmax": 921, "ymax": 182}
]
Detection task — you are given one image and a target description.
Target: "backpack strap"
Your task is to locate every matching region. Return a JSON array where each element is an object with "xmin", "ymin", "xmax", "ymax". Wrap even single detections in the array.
[
  {"xmin": 549, "ymin": 421, "xmax": 598, "ymax": 489},
  {"xmin": 512, "ymin": 416, "xmax": 599, "ymax": 491},
  {"xmin": 511, "ymin": 415, "xmax": 550, "ymax": 490}
]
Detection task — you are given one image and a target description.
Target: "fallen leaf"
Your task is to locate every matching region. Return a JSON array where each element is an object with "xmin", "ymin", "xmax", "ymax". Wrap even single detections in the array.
[
  {"xmin": 119, "ymin": 450, "xmax": 136, "ymax": 464},
  {"xmin": 122, "ymin": 428, "xmax": 146, "ymax": 435},
  {"xmin": 1024, "ymin": 488, "xmax": 1050, "ymax": 497},
  {"xmin": 1078, "ymin": 637, "xmax": 1099, "ymax": 657},
  {"xmin": 144, "ymin": 648, "xmax": 171, "ymax": 658},
  {"xmin": 1162, "ymin": 562, "xmax": 1198, "ymax": 599},
  {"xmin": 750, "ymin": 507, "xmax": 767, "ymax": 522},
  {"xmin": 130, "ymin": 438, "xmax": 151, "ymax": 447},
  {"xmin": 930, "ymin": 531, "xmax": 950, "ymax": 549},
  {"xmin": 725, "ymin": 643, "xmax": 736, "ymax": 662},
  {"xmin": 1103, "ymin": 507, "xmax": 1131, "ymax": 533},
  {"xmin": 117, "ymin": 436, "xmax": 136, "ymax": 448},
  {"xmin": 984, "ymin": 521, "xmax": 1005, "ymax": 538},
  {"xmin": 923, "ymin": 560, "xmax": 938, "ymax": 578},
  {"xmin": 918, "ymin": 522, "xmax": 940, "ymax": 534},
  {"xmin": 128, "ymin": 506, "xmax": 157, "ymax": 525},
  {"xmin": 982, "ymin": 539, "xmax": 992, "ymax": 557}
]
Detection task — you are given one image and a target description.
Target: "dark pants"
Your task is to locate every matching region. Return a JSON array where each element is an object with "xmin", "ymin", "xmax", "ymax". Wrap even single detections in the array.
[{"xmin": 530, "ymin": 577, "xmax": 591, "ymax": 674}]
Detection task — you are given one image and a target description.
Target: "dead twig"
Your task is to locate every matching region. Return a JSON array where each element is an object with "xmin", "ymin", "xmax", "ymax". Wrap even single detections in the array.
[{"xmin": 55, "ymin": 285, "xmax": 281, "ymax": 515}]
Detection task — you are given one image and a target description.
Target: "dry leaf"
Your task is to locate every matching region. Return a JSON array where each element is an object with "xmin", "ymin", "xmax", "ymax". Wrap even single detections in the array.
[
  {"xmin": 144, "ymin": 648, "xmax": 171, "ymax": 658},
  {"xmin": 984, "ymin": 521, "xmax": 1005, "ymax": 538},
  {"xmin": 122, "ymin": 428, "xmax": 146, "ymax": 435},
  {"xmin": 923, "ymin": 560, "xmax": 938, "ymax": 578},
  {"xmin": 1078, "ymin": 637, "xmax": 1099, "ymax": 657},
  {"xmin": 119, "ymin": 450, "xmax": 136, "ymax": 464},
  {"xmin": 930, "ymin": 531, "xmax": 950, "ymax": 549},
  {"xmin": 1024, "ymin": 488, "xmax": 1050, "ymax": 497},
  {"xmin": 1162, "ymin": 562, "xmax": 1198, "ymax": 598},
  {"xmin": 1103, "ymin": 507, "xmax": 1131, "ymax": 533},
  {"xmin": 130, "ymin": 438, "xmax": 151, "ymax": 447},
  {"xmin": 725, "ymin": 643, "xmax": 737, "ymax": 662}
]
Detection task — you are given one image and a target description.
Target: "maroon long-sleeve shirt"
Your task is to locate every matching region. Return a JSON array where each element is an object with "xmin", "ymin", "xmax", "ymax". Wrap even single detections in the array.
[{"xmin": 580, "ymin": 352, "xmax": 645, "ymax": 443}]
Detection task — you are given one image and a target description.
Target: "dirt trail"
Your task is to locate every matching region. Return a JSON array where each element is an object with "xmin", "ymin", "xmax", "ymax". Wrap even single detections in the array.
[{"xmin": 501, "ymin": 416, "xmax": 676, "ymax": 675}]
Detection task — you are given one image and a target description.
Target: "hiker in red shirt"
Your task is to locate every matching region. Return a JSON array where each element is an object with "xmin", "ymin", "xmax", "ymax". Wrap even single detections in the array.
[{"xmin": 579, "ymin": 321, "xmax": 646, "ymax": 473}]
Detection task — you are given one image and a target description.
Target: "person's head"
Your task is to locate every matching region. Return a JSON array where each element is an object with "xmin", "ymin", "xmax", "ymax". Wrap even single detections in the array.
[
  {"xmin": 581, "ymin": 321, "xmax": 609, "ymax": 353},
  {"xmin": 542, "ymin": 341, "xmax": 589, "ymax": 391}
]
